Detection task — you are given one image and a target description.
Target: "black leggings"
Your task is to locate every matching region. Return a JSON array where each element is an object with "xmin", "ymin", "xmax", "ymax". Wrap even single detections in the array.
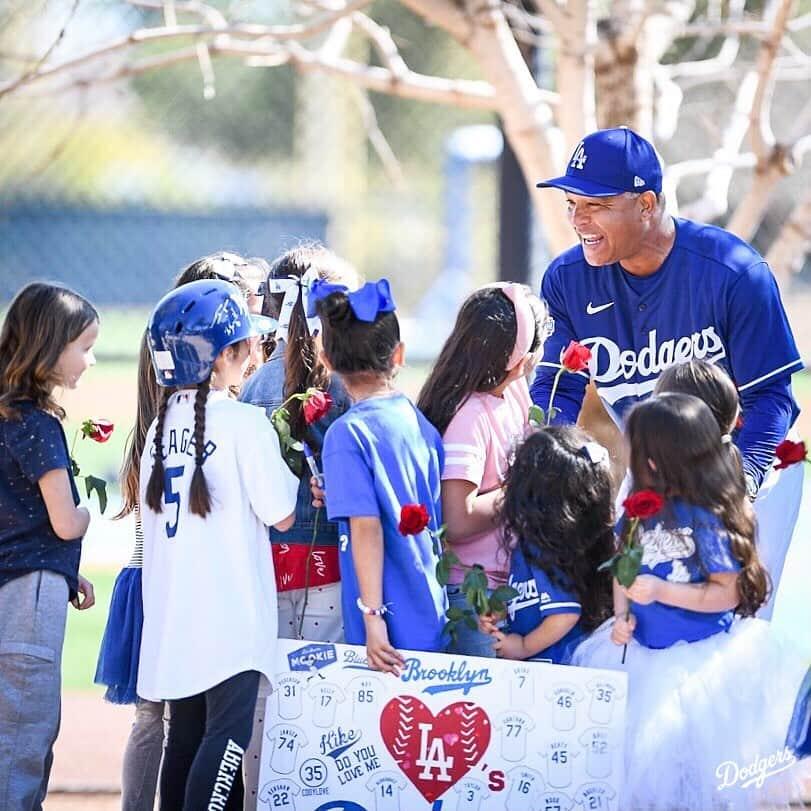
[{"xmin": 160, "ymin": 670, "xmax": 259, "ymax": 811}]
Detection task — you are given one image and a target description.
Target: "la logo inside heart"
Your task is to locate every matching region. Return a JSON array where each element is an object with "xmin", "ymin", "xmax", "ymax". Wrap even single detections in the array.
[{"xmin": 380, "ymin": 696, "xmax": 491, "ymax": 803}]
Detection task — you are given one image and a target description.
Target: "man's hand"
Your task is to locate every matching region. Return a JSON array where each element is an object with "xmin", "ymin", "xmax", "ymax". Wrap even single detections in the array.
[{"xmin": 71, "ymin": 574, "xmax": 95, "ymax": 610}]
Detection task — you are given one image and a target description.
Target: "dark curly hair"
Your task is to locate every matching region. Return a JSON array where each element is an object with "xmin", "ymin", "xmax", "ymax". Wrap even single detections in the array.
[{"xmin": 499, "ymin": 425, "xmax": 614, "ymax": 631}]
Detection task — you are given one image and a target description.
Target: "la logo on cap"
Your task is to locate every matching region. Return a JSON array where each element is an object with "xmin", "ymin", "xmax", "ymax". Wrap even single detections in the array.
[{"xmin": 570, "ymin": 142, "xmax": 588, "ymax": 171}]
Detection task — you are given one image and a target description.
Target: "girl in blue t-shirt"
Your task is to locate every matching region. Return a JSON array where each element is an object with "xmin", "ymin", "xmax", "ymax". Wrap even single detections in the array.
[
  {"xmin": 574, "ymin": 393, "xmax": 806, "ymax": 811},
  {"xmin": 478, "ymin": 426, "xmax": 614, "ymax": 663},
  {"xmin": 312, "ymin": 279, "xmax": 446, "ymax": 673},
  {"xmin": 0, "ymin": 282, "xmax": 99, "ymax": 809}
]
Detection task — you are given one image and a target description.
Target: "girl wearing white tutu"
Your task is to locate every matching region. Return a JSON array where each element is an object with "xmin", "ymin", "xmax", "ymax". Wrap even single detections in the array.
[{"xmin": 573, "ymin": 392, "xmax": 807, "ymax": 810}]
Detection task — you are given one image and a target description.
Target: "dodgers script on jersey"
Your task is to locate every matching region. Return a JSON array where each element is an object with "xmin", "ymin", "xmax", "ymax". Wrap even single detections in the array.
[{"xmin": 531, "ymin": 218, "xmax": 803, "ymax": 426}]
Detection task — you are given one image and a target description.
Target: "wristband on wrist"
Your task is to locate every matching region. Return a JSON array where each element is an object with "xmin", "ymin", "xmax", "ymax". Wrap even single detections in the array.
[{"xmin": 356, "ymin": 597, "xmax": 388, "ymax": 617}]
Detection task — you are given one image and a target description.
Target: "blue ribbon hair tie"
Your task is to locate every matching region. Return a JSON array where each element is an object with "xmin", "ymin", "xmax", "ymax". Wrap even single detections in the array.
[{"xmin": 307, "ymin": 278, "xmax": 396, "ymax": 322}]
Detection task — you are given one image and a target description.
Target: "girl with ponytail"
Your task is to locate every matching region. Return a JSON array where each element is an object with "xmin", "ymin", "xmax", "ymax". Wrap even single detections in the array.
[
  {"xmin": 138, "ymin": 279, "xmax": 298, "ymax": 810},
  {"xmin": 312, "ymin": 278, "xmax": 446, "ymax": 673},
  {"xmin": 239, "ymin": 245, "xmax": 358, "ymax": 804},
  {"xmin": 573, "ymin": 393, "xmax": 807, "ymax": 811}
]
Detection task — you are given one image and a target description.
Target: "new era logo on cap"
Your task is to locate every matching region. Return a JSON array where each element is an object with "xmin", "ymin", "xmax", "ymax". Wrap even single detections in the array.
[{"xmin": 536, "ymin": 127, "xmax": 663, "ymax": 198}]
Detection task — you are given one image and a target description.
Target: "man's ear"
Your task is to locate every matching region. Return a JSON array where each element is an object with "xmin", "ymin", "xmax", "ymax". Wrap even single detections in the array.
[{"xmin": 639, "ymin": 190, "xmax": 657, "ymax": 220}]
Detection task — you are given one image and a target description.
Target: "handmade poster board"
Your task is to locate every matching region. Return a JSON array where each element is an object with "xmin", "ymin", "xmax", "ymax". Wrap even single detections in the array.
[{"xmin": 257, "ymin": 639, "xmax": 627, "ymax": 811}]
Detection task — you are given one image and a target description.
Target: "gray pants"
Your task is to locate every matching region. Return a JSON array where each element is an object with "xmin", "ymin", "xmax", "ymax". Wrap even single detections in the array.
[
  {"xmin": 0, "ymin": 570, "xmax": 68, "ymax": 811},
  {"xmin": 122, "ymin": 699, "xmax": 166, "ymax": 811}
]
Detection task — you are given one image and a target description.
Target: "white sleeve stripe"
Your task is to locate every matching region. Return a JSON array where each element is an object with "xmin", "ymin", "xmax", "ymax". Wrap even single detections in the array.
[
  {"xmin": 443, "ymin": 443, "xmax": 484, "ymax": 456},
  {"xmin": 444, "ymin": 456, "xmax": 481, "ymax": 467},
  {"xmin": 539, "ymin": 601, "xmax": 582, "ymax": 611},
  {"xmin": 737, "ymin": 358, "xmax": 805, "ymax": 391},
  {"xmin": 537, "ymin": 361, "xmax": 590, "ymax": 379}
]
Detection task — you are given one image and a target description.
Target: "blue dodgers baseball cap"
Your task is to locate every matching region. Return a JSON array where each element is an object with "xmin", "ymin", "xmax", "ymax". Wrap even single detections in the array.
[{"xmin": 537, "ymin": 127, "xmax": 662, "ymax": 197}]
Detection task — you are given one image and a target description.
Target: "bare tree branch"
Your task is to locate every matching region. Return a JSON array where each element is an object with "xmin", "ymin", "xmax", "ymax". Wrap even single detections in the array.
[
  {"xmin": 767, "ymin": 182, "xmax": 811, "ymax": 282},
  {"xmin": 0, "ymin": 0, "xmax": 373, "ymax": 99},
  {"xmin": 676, "ymin": 71, "xmax": 757, "ymax": 222},
  {"xmin": 351, "ymin": 12, "xmax": 408, "ymax": 79},
  {"xmin": 349, "ymin": 85, "xmax": 405, "ymax": 187},
  {"xmin": 125, "ymin": 0, "xmax": 228, "ymax": 29},
  {"xmin": 3, "ymin": 0, "xmax": 81, "ymax": 97},
  {"xmin": 725, "ymin": 0, "xmax": 797, "ymax": 239}
]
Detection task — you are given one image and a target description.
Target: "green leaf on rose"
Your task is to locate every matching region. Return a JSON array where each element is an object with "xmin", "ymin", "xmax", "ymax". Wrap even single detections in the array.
[
  {"xmin": 446, "ymin": 605, "xmax": 465, "ymax": 622},
  {"xmin": 528, "ymin": 404, "xmax": 546, "ymax": 428},
  {"xmin": 598, "ymin": 554, "xmax": 620, "ymax": 573},
  {"xmin": 491, "ymin": 585, "xmax": 519, "ymax": 604},
  {"xmin": 436, "ymin": 555, "xmax": 451, "ymax": 586},
  {"xmin": 615, "ymin": 546, "xmax": 643, "ymax": 588},
  {"xmin": 462, "ymin": 612, "xmax": 478, "ymax": 631},
  {"xmin": 85, "ymin": 475, "xmax": 108, "ymax": 514}
]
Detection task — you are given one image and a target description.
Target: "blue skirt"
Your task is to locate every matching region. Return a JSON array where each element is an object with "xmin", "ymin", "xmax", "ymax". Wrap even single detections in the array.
[{"xmin": 94, "ymin": 566, "xmax": 143, "ymax": 705}]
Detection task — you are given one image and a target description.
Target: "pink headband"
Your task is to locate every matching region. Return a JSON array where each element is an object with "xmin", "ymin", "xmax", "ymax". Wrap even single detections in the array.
[{"xmin": 483, "ymin": 282, "xmax": 535, "ymax": 370}]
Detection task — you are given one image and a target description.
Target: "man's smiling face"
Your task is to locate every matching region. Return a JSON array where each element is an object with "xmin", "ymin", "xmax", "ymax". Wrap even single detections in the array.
[{"xmin": 565, "ymin": 192, "xmax": 648, "ymax": 267}]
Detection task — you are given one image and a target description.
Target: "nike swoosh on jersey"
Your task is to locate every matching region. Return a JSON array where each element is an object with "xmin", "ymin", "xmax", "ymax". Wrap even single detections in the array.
[{"xmin": 586, "ymin": 301, "xmax": 614, "ymax": 315}]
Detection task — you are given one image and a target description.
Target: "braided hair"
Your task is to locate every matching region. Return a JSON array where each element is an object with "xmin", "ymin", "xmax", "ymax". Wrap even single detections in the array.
[
  {"xmin": 145, "ymin": 388, "xmax": 172, "ymax": 513},
  {"xmin": 144, "ymin": 380, "xmax": 214, "ymax": 518},
  {"xmin": 188, "ymin": 377, "xmax": 212, "ymax": 517}
]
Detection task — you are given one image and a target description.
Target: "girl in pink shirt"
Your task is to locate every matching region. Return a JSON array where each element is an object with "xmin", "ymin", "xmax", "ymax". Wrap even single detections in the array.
[{"xmin": 418, "ymin": 283, "xmax": 551, "ymax": 656}]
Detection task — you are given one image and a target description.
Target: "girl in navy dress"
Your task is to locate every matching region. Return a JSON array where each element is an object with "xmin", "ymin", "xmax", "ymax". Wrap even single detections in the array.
[
  {"xmin": 574, "ymin": 393, "xmax": 806, "ymax": 810},
  {"xmin": 479, "ymin": 426, "xmax": 613, "ymax": 662}
]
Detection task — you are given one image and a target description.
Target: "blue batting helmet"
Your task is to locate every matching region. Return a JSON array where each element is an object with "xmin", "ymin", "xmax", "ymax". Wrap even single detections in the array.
[{"xmin": 147, "ymin": 279, "xmax": 276, "ymax": 386}]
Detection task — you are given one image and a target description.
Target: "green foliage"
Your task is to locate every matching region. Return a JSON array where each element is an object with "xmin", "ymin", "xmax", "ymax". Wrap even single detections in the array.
[
  {"xmin": 84, "ymin": 475, "xmax": 108, "ymax": 515},
  {"xmin": 271, "ymin": 405, "xmax": 304, "ymax": 477}
]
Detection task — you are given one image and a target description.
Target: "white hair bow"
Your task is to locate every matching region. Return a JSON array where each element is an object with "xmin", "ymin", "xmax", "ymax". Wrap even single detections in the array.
[{"xmin": 265, "ymin": 265, "xmax": 321, "ymax": 343}]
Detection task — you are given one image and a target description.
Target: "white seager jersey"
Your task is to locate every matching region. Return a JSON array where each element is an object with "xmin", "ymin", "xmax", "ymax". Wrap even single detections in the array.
[{"xmin": 138, "ymin": 390, "xmax": 298, "ymax": 700}]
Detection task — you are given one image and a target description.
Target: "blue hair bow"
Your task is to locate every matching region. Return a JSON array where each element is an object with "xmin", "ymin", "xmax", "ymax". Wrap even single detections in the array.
[{"xmin": 307, "ymin": 278, "xmax": 396, "ymax": 322}]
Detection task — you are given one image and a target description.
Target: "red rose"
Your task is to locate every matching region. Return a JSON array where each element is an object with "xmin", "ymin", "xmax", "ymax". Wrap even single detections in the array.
[
  {"xmin": 302, "ymin": 390, "xmax": 333, "ymax": 425},
  {"xmin": 398, "ymin": 503, "xmax": 430, "ymax": 536},
  {"xmin": 623, "ymin": 490, "xmax": 664, "ymax": 520},
  {"xmin": 775, "ymin": 439, "xmax": 808, "ymax": 470},
  {"xmin": 81, "ymin": 419, "xmax": 114, "ymax": 444},
  {"xmin": 561, "ymin": 340, "xmax": 592, "ymax": 373}
]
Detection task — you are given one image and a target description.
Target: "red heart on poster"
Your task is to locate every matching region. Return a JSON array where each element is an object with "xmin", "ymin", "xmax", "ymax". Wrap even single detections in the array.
[{"xmin": 379, "ymin": 696, "xmax": 491, "ymax": 803}]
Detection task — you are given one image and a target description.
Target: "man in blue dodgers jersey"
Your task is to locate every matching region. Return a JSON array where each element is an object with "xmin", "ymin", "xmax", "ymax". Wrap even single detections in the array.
[{"xmin": 531, "ymin": 127, "xmax": 804, "ymax": 610}]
